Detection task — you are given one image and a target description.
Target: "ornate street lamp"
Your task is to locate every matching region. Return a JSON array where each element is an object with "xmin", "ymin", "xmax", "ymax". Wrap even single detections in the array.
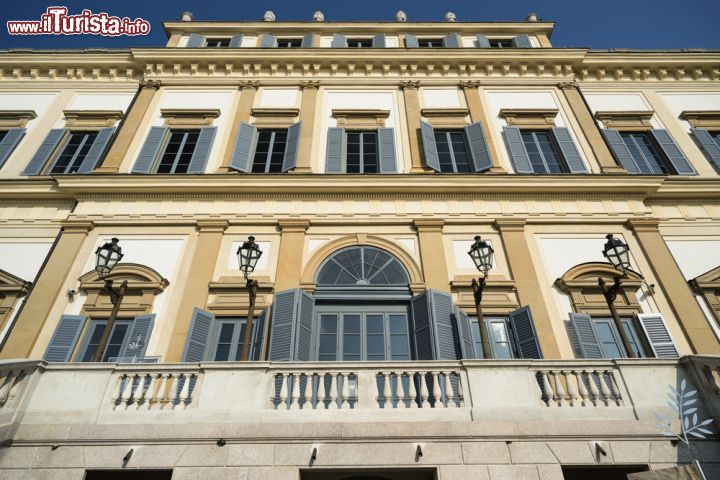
[
  {"xmin": 599, "ymin": 234, "xmax": 636, "ymax": 358},
  {"xmin": 468, "ymin": 236, "xmax": 493, "ymax": 359},
  {"xmin": 602, "ymin": 234, "xmax": 631, "ymax": 273},
  {"xmin": 91, "ymin": 238, "xmax": 128, "ymax": 362},
  {"xmin": 237, "ymin": 236, "xmax": 262, "ymax": 361}
]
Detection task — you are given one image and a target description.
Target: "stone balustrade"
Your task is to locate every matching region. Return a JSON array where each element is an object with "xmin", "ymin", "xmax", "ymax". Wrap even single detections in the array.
[
  {"xmin": 0, "ymin": 360, "xmax": 36, "ymax": 410},
  {"xmin": 536, "ymin": 365, "xmax": 623, "ymax": 407}
]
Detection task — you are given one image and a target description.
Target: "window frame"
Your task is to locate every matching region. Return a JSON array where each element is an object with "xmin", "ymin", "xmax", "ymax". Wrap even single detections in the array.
[
  {"xmin": 489, "ymin": 39, "xmax": 513, "ymax": 48},
  {"xmin": 470, "ymin": 316, "xmax": 517, "ymax": 359},
  {"xmin": 76, "ymin": 318, "xmax": 132, "ymax": 362},
  {"xmin": 520, "ymin": 129, "xmax": 571, "ymax": 174},
  {"xmin": 619, "ymin": 131, "xmax": 674, "ymax": 175},
  {"xmin": 276, "ymin": 38, "xmax": 303, "ymax": 48},
  {"xmin": 154, "ymin": 128, "xmax": 201, "ymax": 174},
  {"xmin": 46, "ymin": 130, "xmax": 99, "ymax": 175},
  {"xmin": 209, "ymin": 317, "xmax": 248, "ymax": 361},
  {"xmin": 434, "ymin": 129, "xmax": 473, "ymax": 173},
  {"xmin": 205, "ymin": 38, "xmax": 231, "ymax": 48},
  {"xmin": 345, "ymin": 129, "xmax": 379, "ymax": 174},
  {"xmin": 347, "ymin": 38, "xmax": 373, "ymax": 48},
  {"xmin": 416, "ymin": 38, "xmax": 443, "ymax": 48},
  {"xmin": 591, "ymin": 317, "xmax": 647, "ymax": 359},
  {"xmin": 251, "ymin": 129, "xmax": 288, "ymax": 173}
]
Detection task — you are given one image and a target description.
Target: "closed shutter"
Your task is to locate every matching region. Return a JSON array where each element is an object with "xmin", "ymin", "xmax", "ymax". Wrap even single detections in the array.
[
  {"xmin": 453, "ymin": 307, "xmax": 475, "ymax": 359},
  {"xmin": 230, "ymin": 122, "xmax": 257, "ymax": 173},
  {"xmin": 502, "ymin": 126, "xmax": 533, "ymax": 173},
  {"xmin": 260, "ymin": 34, "xmax": 277, "ymax": 48},
  {"xmin": 465, "ymin": 122, "xmax": 493, "ymax": 172},
  {"xmin": 420, "ymin": 121, "xmax": 440, "ymax": 171},
  {"xmin": 442, "ymin": 33, "xmax": 462, "ymax": 48},
  {"xmin": 77, "ymin": 127, "xmax": 115, "ymax": 173},
  {"xmin": 429, "ymin": 290, "xmax": 457, "ymax": 360},
  {"xmin": 229, "ymin": 34, "xmax": 244, "ymax": 48},
  {"xmin": 187, "ymin": 126, "xmax": 217, "ymax": 174},
  {"xmin": 651, "ymin": 129, "xmax": 696, "ymax": 175},
  {"xmin": 301, "ymin": 34, "xmax": 314, "ymax": 48},
  {"xmin": 182, "ymin": 308, "xmax": 215, "ymax": 362},
  {"xmin": 186, "ymin": 34, "xmax": 205, "ymax": 48},
  {"xmin": 118, "ymin": 314, "xmax": 155, "ymax": 359},
  {"xmin": 636, "ymin": 313, "xmax": 679, "ymax": 358},
  {"xmin": 132, "ymin": 126, "xmax": 167, "ymax": 174},
  {"xmin": 601, "ymin": 129, "xmax": 640, "ymax": 174},
  {"xmin": 511, "ymin": 35, "xmax": 532, "ymax": 48},
  {"xmin": 568, "ymin": 313, "xmax": 603, "ymax": 359},
  {"xmin": 43, "ymin": 315, "xmax": 87, "ymax": 362},
  {"xmin": 295, "ymin": 291, "xmax": 315, "ymax": 361},
  {"xmin": 325, "ymin": 127, "xmax": 345, "ymax": 173},
  {"xmin": 22, "ymin": 128, "xmax": 65, "ymax": 176},
  {"xmin": 475, "ymin": 34, "xmax": 491, "ymax": 48},
  {"xmin": 411, "ymin": 292, "xmax": 433, "ymax": 360},
  {"xmin": 268, "ymin": 289, "xmax": 300, "ymax": 361},
  {"xmin": 282, "ymin": 122, "xmax": 301, "ymax": 172},
  {"xmin": 509, "ymin": 306, "xmax": 543, "ymax": 359},
  {"xmin": 691, "ymin": 128, "xmax": 720, "ymax": 173},
  {"xmin": 552, "ymin": 127, "xmax": 588, "ymax": 173},
  {"xmin": 0, "ymin": 128, "xmax": 26, "ymax": 170},
  {"xmin": 331, "ymin": 34, "xmax": 348, "ymax": 48},
  {"xmin": 250, "ymin": 307, "xmax": 269, "ymax": 361},
  {"xmin": 404, "ymin": 34, "xmax": 419, "ymax": 48},
  {"xmin": 372, "ymin": 34, "xmax": 386, "ymax": 48},
  {"xmin": 377, "ymin": 127, "xmax": 397, "ymax": 173}
]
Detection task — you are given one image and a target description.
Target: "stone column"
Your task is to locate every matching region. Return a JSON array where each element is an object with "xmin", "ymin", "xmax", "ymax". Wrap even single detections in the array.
[
  {"xmin": 274, "ymin": 220, "xmax": 310, "ymax": 291},
  {"xmin": 0, "ymin": 221, "xmax": 94, "ymax": 359},
  {"xmin": 460, "ymin": 81, "xmax": 506, "ymax": 173},
  {"xmin": 558, "ymin": 82, "xmax": 625, "ymax": 174},
  {"xmin": 495, "ymin": 219, "xmax": 561, "ymax": 359},
  {"xmin": 217, "ymin": 81, "xmax": 259, "ymax": 173},
  {"xmin": 165, "ymin": 220, "xmax": 228, "ymax": 362},
  {"xmin": 401, "ymin": 81, "xmax": 428, "ymax": 173},
  {"xmin": 294, "ymin": 81, "xmax": 320, "ymax": 173},
  {"xmin": 414, "ymin": 219, "xmax": 450, "ymax": 292},
  {"xmin": 95, "ymin": 80, "xmax": 161, "ymax": 173},
  {"xmin": 627, "ymin": 219, "xmax": 720, "ymax": 354}
]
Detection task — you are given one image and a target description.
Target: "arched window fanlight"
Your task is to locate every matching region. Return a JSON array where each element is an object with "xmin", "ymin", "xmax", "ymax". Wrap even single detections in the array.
[{"xmin": 316, "ymin": 246, "xmax": 409, "ymax": 286}]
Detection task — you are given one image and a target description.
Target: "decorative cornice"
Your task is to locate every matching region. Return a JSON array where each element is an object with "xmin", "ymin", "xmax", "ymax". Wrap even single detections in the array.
[
  {"xmin": 499, "ymin": 108, "xmax": 559, "ymax": 127},
  {"xmin": 557, "ymin": 81, "xmax": 579, "ymax": 90},
  {"xmin": 679, "ymin": 110, "xmax": 720, "ymax": 128},
  {"xmin": 251, "ymin": 107, "xmax": 300, "ymax": 118},
  {"xmin": 300, "ymin": 80, "xmax": 321, "ymax": 89},
  {"xmin": 278, "ymin": 219, "xmax": 311, "ymax": 232},
  {"xmin": 459, "ymin": 80, "xmax": 482, "ymax": 89},
  {"xmin": 421, "ymin": 108, "xmax": 470, "ymax": 118},
  {"xmin": 400, "ymin": 80, "xmax": 421, "ymax": 90},
  {"xmin": 239, "ymin": 80, "xmax": 259, "ymax": 90},
  {"xmin": 63, "ymin": 110, "xmax": 124, "ymax": 127},
  {"xmin": 140, "ymin": 79, "xmax": 162, "ymax": 89}
]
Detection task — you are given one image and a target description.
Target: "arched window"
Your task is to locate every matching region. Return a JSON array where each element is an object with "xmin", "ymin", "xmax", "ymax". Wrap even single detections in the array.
[{"xmin": 316, "ymin": 246, "xmax": 409, "ymax": 286}]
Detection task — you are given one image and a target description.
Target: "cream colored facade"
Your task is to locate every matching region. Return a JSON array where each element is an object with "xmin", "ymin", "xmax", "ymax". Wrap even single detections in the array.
[{"xmin": 0, "ymin": 13, "xmax": 719, "ymax": 480}]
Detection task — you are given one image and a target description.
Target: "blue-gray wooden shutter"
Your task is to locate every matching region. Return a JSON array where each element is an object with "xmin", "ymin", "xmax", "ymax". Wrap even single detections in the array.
[
  {"xmin": 268, "ymin": 289, "xmax": 300, "ymax": 361},
  {"xmin": 331, "ymin": 34, "xmax": 348, "ymax": 48},
  {"xmin": 372, "ymin": 34, "xmax": 386, "ymax": 48},
  {"xmin": 442, "ymin": 33, "xmax": 462, "ymax": 48},
  {"xmin": 118, "ymin": 314, "xmax": 155, "ymax": 359},
  {"xmin": 250, "ymin": 307, "xmax": 269, "ymax": 361},
  {"xmin": 502, "ymin": 126, "xmax": 533, "ymax": 173},
  {"xmin": 77, "ymin": 127, "xmax": 115, "ymax": 174},
  {"xmin": 404, "ymin": 34, "xmax": 419, "ymax": 48},
  {"xmin": 301, "ymin": 33, "xmax": 314, "ymax": 48},
  {"xmin": 512, "ymin": 35, "xmax": 532, "ymax": 48},
  {"xmin": 691, "ymin": 128, "xmax": 720, "ymax": 173},
  {"xmin": 377, "ymin": 127, "xmax": 397, "ymax": 173},
  {"xmin": 465, "ymin": 122, "xmax": 493, "ymax": 172},
  {"xmin": 650, "ymin": 129, "xmax": 695, "ymax": 175},
  {"xmin": 453, "ymin": 307, "xmax": 475, "ymax": 359},
  {"xmin": 325, "ymin": 127, "xmax": 345, "ymax": 173},
  {"xmin": 182, "ymin": 308, "xmax": 215, "ymax": 362},
  {"xmin": 568, "ymin": 312, "xmax": 603, "ymax": 359},
  {"xmin": 411, "ymin": 292, "xmax": 433, "ymax": 360},
  {"xmin": 229, "ymin": 34, "xmax": 244, "ymax": 48},
  {"xmin": 0, "ymin": 128, "xmax": 25, "ymax": 170},
  {"xmin": 132, "ymin": 126, "xmax": 167, "ymax": 174},
  {"xmin": 187, "ymin": 126, "xmax": 217, "ymax": 174},
  {"xmin": 601, "ymin": 129, "xmax": 640, "ymax": 174},
  {"xmin": 420, "ymin": 121, "xmax": 440, "ymax": 172},
  {"xmin": 230, "ymin": 122, "xmax": 257, "ymax": 173},
  {"xmin": 551, "ymin": 127, "xmax": 587, "ymax": 173},
  {"xmin": 476, "ymin": 34, "xmax": 491, "ymax": 48},
  {"xmin": 186, "ymin": 34, "xmax": 205, "ymax": 48},
  {"xmin": 428, "ymin": 290, "xmax": 457, "ymax": 360},
  {"xmin": 295, "ymin": 290, "xmax": 315, "ymax": 361},
  {"xmin": 509, "ymin": 306, "xmax": 543, "ymax": 359},
  {"xmin": 22, "ymin": 128, "xmax": 65, "ymax": 176},
  {"xmin": 260, "ymin": 34, "xmax": 277, "ymax": 48},
  {"xmin": 43, "ymin": 315, "xmax": 86, "ymax": 362},
  {"xmin": 282, "ymin": 122, "xmax": 301, "ymax": 172},
  {"xmin": 636, "ymin": 314, "xmax": 679, "ymax": 358}
]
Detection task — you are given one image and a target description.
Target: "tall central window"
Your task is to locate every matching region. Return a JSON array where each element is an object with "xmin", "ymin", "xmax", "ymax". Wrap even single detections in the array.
[
  {"xmin": 620, "ymin": 132, "xmax": 669, "ymax": 174},
  {"xmin": 317, "ymin": 311, "xmax": 410, "ymax": 361},
  {"xmin": 435, "ymin": 130, "xmax": 472, "ymax": 173},
  {"xmin": 346, "ymin": 131, "xmax": 379, "ymax": 174},
  {"xmin": 49, "ymin": 131, "xmax": 98, "ymax": 174},
  {"xmin": 77, "ymin": 319, "xmax": 131, "ymax": 362},
  {"xmin": 156, "ymin": 130, "xmax": 200, "ymax": 174},
  {"xmin": 521, "ymin": 131, "xmax": 569, "ymax": 174},
  {"xmin": 252, "ymin": 130, "xmax": 287, "ymax": 173},
  {"xmin": 211, "ymin": 318, "xmax": 247, "ymax": 361}
]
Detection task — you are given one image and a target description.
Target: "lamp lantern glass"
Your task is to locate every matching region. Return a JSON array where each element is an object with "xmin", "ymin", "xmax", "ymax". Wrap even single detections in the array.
[
  {"xmin": 602, "ymin": 234, "xmax": 631, "ymax": 272},
  {"xmin": 95, "ymin": 238, "xmax": 123, "ymax": 278},
  {"xmin": 237, "ymin": 236, "xmax": 263, "ymax": 277},
  {"xmin": 468, "ymin": 235, "xmax": 494, "ymax": 274}
]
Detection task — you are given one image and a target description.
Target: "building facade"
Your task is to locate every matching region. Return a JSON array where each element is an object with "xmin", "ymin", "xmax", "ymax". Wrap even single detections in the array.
[{"xmin": 0, "ymin": 11, "xmax": 719, "ymax": 480}]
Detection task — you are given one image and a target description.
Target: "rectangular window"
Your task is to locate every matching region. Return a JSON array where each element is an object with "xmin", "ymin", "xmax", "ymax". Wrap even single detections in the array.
[
  {"xmin": 434, "ymin": 130, "xmax": 472, "ymax": 173},
  {"xmin": 316, "ymin": 311, "xmax": 411, "ymax": 361},
  {"xmin": 521, "ymin": 130, "xmax": 569, "ymax": 174},
  {"xmin": 346, "ymin": 130, "xmax": 378, "ymax": 173},
  {"xmin": 592, "ymin": 317, "xmax": 646, "ymax": 358},
  {"xmin": 620, "ymin": 132, "xmax": 672, "ymax": 174},
  {"xmin": 156, "ymin": 129, "xmax": 200, "ymax": 174},
  {"xmin": 489, "ymin": 39, "xmax": 513, "ymax": 48},
  {"xmin": 277, "ymin": 38, "xmax": 302, "ymax": 48},
  {"xmin": 78, "ymin": 319, "xmax": 131, "ymax": 362},
  {"xmin": 470, "ymin": 317, "xmax": 517, "ymax": 359},
  {"xmin": 211, "ymin": 318, "xmax": 247, "ymax": 361},
  {"xmin": 347, "ymin": 39, "xmax": 373, "ymax": 48},
  {"xmin": 252, "ymin": 129, "xmax": 287, "ymax": 173},
  {"xmin": 417, "ymin": 39, "xmax": 443, "ymax": 47},
  {"xmin": 710, "ymin": 131, "xmax": 720, "ymax": 147},
  {"xmin": 206, "ymin": 38, "xmax": 230, "ymax": 47},
  {"xmin": 49, "ymin": 131, "xmax": 98, "ymax": 174}
]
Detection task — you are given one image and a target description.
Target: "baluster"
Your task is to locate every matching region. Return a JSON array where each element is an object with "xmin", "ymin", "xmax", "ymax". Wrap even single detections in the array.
[
  {"xmin": 6, "ymin": 371, "xmax": 25, "ymax": 407},
  {"xmin": 303, "ymin": 373, "xmax": 314, "ymax": 409},
  {"xmin": 444, "ymin": 372, "xmax": 456, "ymax": 408},
  {"xmin": 112, "ymin": 374, "xmax": 126, "ymax": 409},
  {"xmin": 598, "ymin": 370, "xmax": 612, "ymax": 406},
  {"xmin": 178, "ymin": 374, "xmax": 191, "ymax": 409},
  {"xmin": 382, "ymin": 372, "xmax": 392, "ymax": 408},
  {"xmin": 454, "ymin": 371, "xmax": 464, "ymax": 406},
  {"xmin": 431, "ymin": 371, "xmax": 442, "ymax": 408},
  {"xmin": 394, "ymin": 372, "xmax": 406, "ymax": 409},
  {"xmin": 278, "ymin": 373, "xmax": 289, "ymax": 410},
  {"xmin": 552, "ymin": 370, "xmax": 565, "ymax": 407},
  {"xmin": 318, "ymin": 373, "xmax": 329, "ymax": 409},
  {"xmin": 341, "ymin": 372, "xmax": 351, "ymax": 409},
  {"xmin": 407, "ymin": 371, "xmax": 418, "ymax": 408},
  {"xmin": 419, "ymin": 372, "xmax": 430, "ymax": 408},
  {"xmin": 290, "ymin": 373, "xmax": 301, "ymax": 410},
  {"xmin": 120, "ymin": 374, "xmax": 135, "ymax": 410},
  {"xmin": 540, "ymin": 371, "xmax": 554, "ymax": 406},
  {"xmin": 608, "ymin": 371, "xmax": 622, "ymax": 406},
  {"xmin": 129, "ymin": 374, "xmax": 145, "ymax": 409},
  {"xmin": 145, "ymin": 374, "xmax": 159, "ymax": 410},
  {"xmin": 564, "ymin": 371, "xmax": 578, "ymax": 407},
  {"xmin": 167, "ymin": 374, "xmax": 181, "ymax": 408},
  {"xmin": 328, "ymin": 372, "xmax": 338, "ymax": 409},
  {"xmin": 375, "ymin": 373, "xmax": 383, "ymax": 408},
  {"xmin": 157, "ymin": 373, "xmax": 172, "ymax": 410},
  {"xmin": 0, "ymin": 372, "xmax": 16, "ymax": 406},
  {"xmin": 587, "ymin": 371, "xmax": 601, "ymax": 406},
  {"xmin": 576, "ymin": 370, "xmax": 590, "ymax": 407}
]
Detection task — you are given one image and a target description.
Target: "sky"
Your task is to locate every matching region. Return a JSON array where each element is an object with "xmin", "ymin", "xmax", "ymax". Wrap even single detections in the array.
[{"xmin": 1, "ymin": 0, "xmax": 719, "ymax": 50}]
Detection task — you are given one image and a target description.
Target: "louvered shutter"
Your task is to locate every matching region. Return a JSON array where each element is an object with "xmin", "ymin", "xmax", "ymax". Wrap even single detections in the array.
[
  {"xmin": 601, "ymin": 129, "xmax": 640, "ymax": 174},
  {"xmin": 250, "ymin": 308, "xmax": 269, "ymax": 361},
  {"xmin": 411, "ymin": 292, "xmax": 433, "ymax": 360},
  {"xmin": 43, "ymin": 315, "xmax": 87, "ymax": 362},
  {"xmin": 77, "ymin": 127, "xmax": 115, "ymax": 173},
  {"xmin": 636, "ymin": 313, "xmax": 679, "ymax": 358},
  {"xmin": 260, "ymin": 34, "xmax": 277, "ymax": 48},
  {"xmin": 282, "ymin": 122, "xmax": 301, "ymax": 172},
  {"xmin": 453, "ymin": 307, "xmax": 475, "ymax": 359},
  {"xmin": 229, "ymin": 34, "xmax": 244, "ymax": 48},
  {"xmin": 691, "ymin": 128, "xmax": 720, "ymax": 173},
  {"xmin": 186, "ymin": 34, "xmax": 205, "ymax": 48},
  {"xmin": 404, "ymin": 34, "xmax": 419, "ymax": 48},
  {"xmin": 22, "ymin": 128, "xmax": 65, "ymax": 176},
  {"xmin": 502, "ymin": 126, "xmax": 533, "ymax": 173},
  {"xmin": 230, "ymin": 122, "xmax": 257, "ymax": 173},
  {"xmin": 551, "ymin": 127, "xmax": 587, "ymax": 173},
  {"xmin": 0, "ymin": 128, "xmax": 25, "ymax": 170},
  {"xmin": 442, "ymin": 33, "xmax": 462, "ymax": 48},
  {"xmin": 476, "ymin": 34, "xmax": 491, "ymax": 48},
  {"xmin": 268, "ymin": 289, "xmax": 300, "ymax": 361},
  {"xmin": 132, "ymin": 126, "xmax": 167, "ymax": 174},
  {"xmin": 295, "ymin": 291, "xmax": 315, "ymax": 361},
  {"xmin": 650, "ymin": 129, "xmax": 696, "ymax": 175},
  {"xmin": 465, "ymin": 122, "xmax": 493, "ymax": 172},
  {"xmin": 428, "ymin": 290, "xmax": 457, "ymax": 360},
  {"xmin": 377, "ymin": 127, "xmax": 397, "ymax": 173},
  {"xmin": 325, "ymin": 127, "xmax": 345, "ymax": 173},
  {"xmin": 187, "ymin": 126, "xmax": 216, "ymax": 174},
  {"xmin": 512, "ymin": 35, "xmax": 532, "ymax": 48},
  {"xmin": 301, "ymin": 34, "xmax": 314, "ymax": 48},
  {"xmin": 182, "ymin": 308, "xmax": 215, "ymax": 362},
  {"xmin": 420, "ymin": 121, "xmax": 440, "ymax": 171},
  {"xmin": 372, "ymin": 34, "xmax": 386, "ymax": 48},
  {"xmin": 509, "ymin": 306, "xmax": 543, "ymax": 359},
  {"xmin": 331, "ymin": 34, "xmax": 348, "ymax": 48},
  {"xmin": 118, "ymin": 314, "xmax": 155, "ymax": 359},
  {"xmin": 568, "ymin": 313, "xmax": 603, "ymax": 359}
]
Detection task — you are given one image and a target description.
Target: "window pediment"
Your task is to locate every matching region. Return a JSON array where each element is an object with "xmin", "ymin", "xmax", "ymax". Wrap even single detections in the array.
[
  {"xmin": 160, "ymin": 108, "xmax": 220, "ymax": 127},
  {"xmin": 555, "ymin": 262, "xmax": 643, "ymax": 316},
  {"xmin": 679, "ymin": 110, "xmax": 720, "ymax": 129},
  {"xmin": 0, "ymin": 110, "xmax": 37, "ymax": 128},
  {"xmin": 499, "ymin": 108, "xmax": 558, "ymax": 129},
  {"xmin": 0, "ymin": 269, "xmax": 31, "ymax": 296},
  {"xmin": 63, "ymin": 110, "xmax": 124, "ymax": 128},
  {"xmin": 421, "ymin": 107, "xmax": 470, "ymax": 128},
  {"xmin": 594, "ymin": 110, "xmax": 654, "ymax": 131},
  {"xmin": 332, "ymin": 109, "xmax": 390, "ymax": 129}
]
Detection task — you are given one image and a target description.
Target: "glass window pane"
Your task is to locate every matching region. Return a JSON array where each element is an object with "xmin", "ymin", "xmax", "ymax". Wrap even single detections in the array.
[
  {"xmin": 367, "ymin": 335, "xmax": 385, "ymax": 356},
  {"xmin": 366, "ymin": 315, "xmax": 383, "ymax": 334},
  {"xmin": 319, "ymin": 335, "xmax": 337, "ymax": 356},
  {"xmin": 390, "ymin": 335, "xmax": 409, "ymax": 357},
  {"xmin": 389, "ymin": 315, "xmax": 407, "ymax": 334},
  {"xmin": 343, "ymin": 334, "xmax": 361, "ymax": 359},
  {"xmin": 320, "ymin": 315, "xmax": 338, "ymax": 334},
  {"xmin": 344, "ymin": 314, "xmax": 361, "ymax": 334}
]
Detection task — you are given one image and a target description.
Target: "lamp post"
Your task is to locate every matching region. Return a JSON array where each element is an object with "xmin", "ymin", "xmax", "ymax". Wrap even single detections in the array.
[
  {"xmin": 91, "ymin": 238, "xmax": 127, "ymax": 362},
  {"xmin": 238, "ymin": 236, "xmax": 263, "ymax": 361},
  {"xmin": 468, "ymin": 236, "xmax": 493, "ymax": 359},
  {"xmin": 600, "ymin": 234, "xmax": 636, "ymax": 358}
]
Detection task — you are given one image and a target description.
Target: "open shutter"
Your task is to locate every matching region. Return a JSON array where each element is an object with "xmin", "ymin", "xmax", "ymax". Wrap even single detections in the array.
[
  {"xmin": 475, "ymin": 34, "xmax": 491, "ymax": 48},
  {"xmin": 453, "ymin": 307, "xmax": 475, "ymax": 359},
  {"xmin": 301, "ymin": 33, "xmax": 314, "ymax": 48},
  {"xmin": 325, "ymin": 127, "xmax": 345, "ymax": 173},
  {"xmin": 229, "ymin": 34, "xmax": 244, "ymax": 48},
  {"xmin": 372, "ymin": 34, "xmax": 386, "ymax": 48},
  {"xmin": 77, "ymin": 127, "xmax": 115, "ymax": 173},
  {"xmin": 651, "ymin": 129, "xmax": 696, "ymax": 175},
  {"xmin": 22, "ymin": 128, "xmax": 65, "ymax": 176},
  {"xmin": 552, "ymin": 127, "xmax": 587, "ymax": 173},
  {"xmin": 428, "ymin": 290, "xmax": 456, "ymax": 360},
  {"xmin": 691, "ymin": 128, "xmax": 720, "ymax": 172},
  {"xmin": 404, "ymin": 34, "xmax": 419, "ymax": 48},
  {"xmin": 250, "ymin": 307, "xmax": 269, "ymax": 361},
  {"xmin": 0, "ymin": 128, "xmax": 25, "ymax": 170},
  {"xmin": 442, "ymin": 33, "xmax": 462, "ymax": 48},
  {"xmin": 182, "ymin": 308, "xmax": 215, "ymax": 362},
  {"xmin": 295, "ymin": 291, "xmax": 315, "ymax": 361},
  {"xmin": 502, "ymin": 126, "xmax": 533, "ymax": 173},
  {"xmin": 509, "ymin": 306, "xmax": 543, "ymax": 359},
  {"xmin": 411, "ymin": 292, "xmax": 433, "ymax": 360},
  {"xmin": 282, "ymin": 122, "xmax": 301, "ymax": 172},
  {"xmin": 132, "ymin": 126, "xmax": 167, "ymax": 174},
  {"xmin": 331, "ymin": 34, "xmax": 348, "ymax": 48},
  {"xmin": 260, "ymin": 34, "xmax": 277, "ymax": 48},
  {"xmin": 377, "ymin": 127, "xmax": 397, "ymax": 173},
  {"xmin": 568, "ymin": 313, "xmax": 603, "ymax": 359},
  {"xmin": 43, "ymin": 315, "xmax": 86, "ymax": 362},
  {"xmin": 230, "ymin": 122, "xmax": 257, "ymax": 173},
  {"xmin": 268, "ymin": 289, "xmax": 300, "ymax": 361},
  {"xmin": 465, "ymin": 122, "xmax": 493, "ymax": 172},
  {"xmin": 420, "ymin": 121, "xmax": 440, "ymax": 171},
  {"xmin": 636, "ymin": 313, "xmax": 679, "ymax": 358},
  {"xmin": 187, "ymin": 126, "xmax": 216, "ymax": 174},
  {"xmin": 118, "ymin": 314, "xmax": 155, "ymax": 359},
  {"xmin": 512, "ymin": 35, "xmax": 532, "ymax": 48},
  {"xmin": 601, "ymin": 129, "xmax": 640, "ymax": 174},
  {"xmin": 186, "ymin": 34, "xmax": 205, "ymax": 48}
]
